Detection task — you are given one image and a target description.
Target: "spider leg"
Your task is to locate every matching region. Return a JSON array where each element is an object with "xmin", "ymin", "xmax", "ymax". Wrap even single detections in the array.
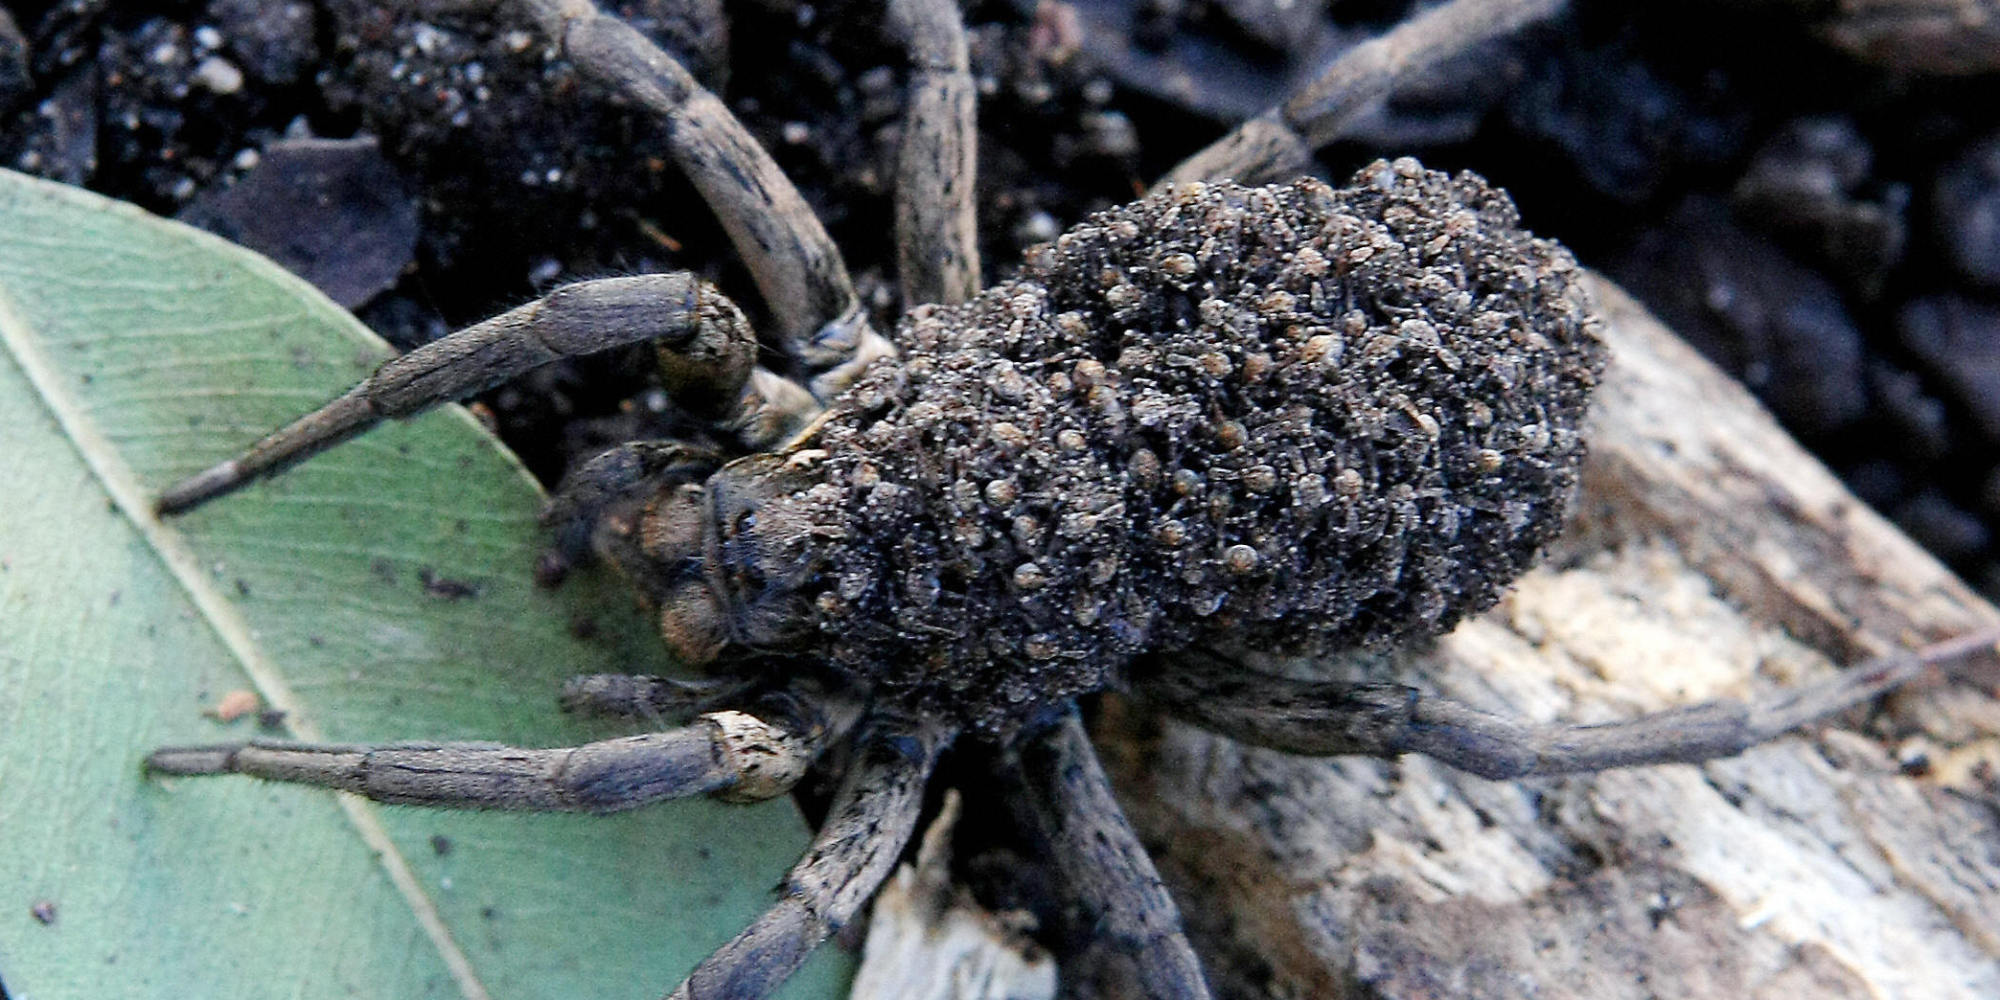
[
  {"xmin": 1142, "ymin": 628, "xmax": 2000, "ymax": 780},
  {"xmin": 668, "ymin": 713, "xmax": 953, "ymax": 1000},
  {"xmin": 146, "ymin": 690, "xmax": 846, "ymax": 809},
  {"xmin": 1010, "ymin": 712, "xmax": 1214, "ymax": 1000},
  {"xmin": 560, "ymin": 672, "xmax": 748, "ymax": 722},
  {"xmin": 888, "ymin": 0, "xmax": 979, "ymax": 307},
  {"xmin": 1159, "ymin": 0, "xmax": 1568, "ymax": 188},
  {"xmin": 445, "ymin": 0, "xmax": 897, "ymax": 398},
  {"xmin": 157, "ymin": 274, "xmax": 816, "ymax": 513}
]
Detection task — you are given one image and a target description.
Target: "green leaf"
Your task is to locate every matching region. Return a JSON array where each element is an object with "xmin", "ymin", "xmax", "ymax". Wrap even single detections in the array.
[{"xmin": 0, "ymin": 169, "xmax": 848, "ymax": 1000}]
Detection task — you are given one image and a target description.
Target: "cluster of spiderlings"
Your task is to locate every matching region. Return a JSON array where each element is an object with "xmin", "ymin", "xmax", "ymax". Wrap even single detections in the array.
[{"xmin": 800, "ymin": 159, "xmax": 1604, "ymax": 734}]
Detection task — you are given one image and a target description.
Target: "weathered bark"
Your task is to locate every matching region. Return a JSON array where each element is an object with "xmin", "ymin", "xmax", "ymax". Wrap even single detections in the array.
[{"xmin": 1092, "ymin": 276, "xmax": 2000, "ymax": 1000}]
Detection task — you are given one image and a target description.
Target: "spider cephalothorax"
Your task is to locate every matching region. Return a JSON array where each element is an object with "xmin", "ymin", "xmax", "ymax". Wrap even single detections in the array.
[
  {"xmin": 641, "ymin": 167, "xmax": 1601, "ymax": 735},
  {"xmin": 142, "ymin": 3, "xmax": 1997, "ymax": 999}
]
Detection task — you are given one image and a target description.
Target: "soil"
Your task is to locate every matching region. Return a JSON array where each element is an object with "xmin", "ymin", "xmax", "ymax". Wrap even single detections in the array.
[{"xmin": 8, "ymin": 0, "xmax": 2000, "ymax": 989}]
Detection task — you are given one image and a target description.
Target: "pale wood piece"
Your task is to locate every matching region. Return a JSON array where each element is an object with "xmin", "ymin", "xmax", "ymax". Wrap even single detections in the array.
[
  {"xmin": 1094, "ymin": 275, "xmax": 2000, "ymax": 1000},
  {"xmin": 1157, "ymin": 0, "xmax": 1567, "ymax": 189},
  {"xmin": 852, "ymin": 791, "xmax": 1059, "ymax": 1000}
]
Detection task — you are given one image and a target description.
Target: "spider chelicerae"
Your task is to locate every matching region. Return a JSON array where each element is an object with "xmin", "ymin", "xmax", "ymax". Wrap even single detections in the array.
[{"xmin": 143, "ymin": 1, "xmax": 2000, "ymax": 998}]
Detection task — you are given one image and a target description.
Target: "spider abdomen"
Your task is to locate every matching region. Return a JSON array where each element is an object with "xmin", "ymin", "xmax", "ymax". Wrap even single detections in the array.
[{"xmin": 770, "ymin": 161, "xmax": 1604, "ymax": 733}]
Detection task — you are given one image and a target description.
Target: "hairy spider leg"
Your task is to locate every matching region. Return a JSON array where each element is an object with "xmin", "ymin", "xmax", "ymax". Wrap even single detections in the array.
[
  {"xmin": 510, "ymin": 0, "xmax": 979, "ymax": 596},
  {"xmin": 1011, "ymin": 713, "xmax": 1214, "ymax": 1000},
  {"xmin": 487, "ymin": 0, "xmax": 899, "ymax": 399},
  {"xmin": 1142, "ymin": 627, "xmax": 2000, "ymax": 780},
  {"xmin": 160, "ymin": 0, "xmax": 958, "ymax": 514},
  {"xmin": 888, "ymin": 0, "xmax": 980, "ymax": 308},
  {"xmin": 1158, "ymin": 0, "xmax": 1570, "ymax": 189},
  {"xmin": 668, "ymin": 714, "xmax": 952, "ymax": 1000},
  {"xmin": 154, "ymin": 273, "xmax": 816, "ymax": 512},
  {"xmin": 560, "ymin": 671, "xmax": 752, "ymax": 722},
  {"xmin": 147, "ymin": 689, "xmax": 850, "ymax": 809}
]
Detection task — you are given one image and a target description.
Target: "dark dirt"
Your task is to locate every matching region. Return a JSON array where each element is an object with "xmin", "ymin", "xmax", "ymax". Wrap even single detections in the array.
[{"xmin": 9, "ymin": 0, "xmax": 2000, "ymax": 988}]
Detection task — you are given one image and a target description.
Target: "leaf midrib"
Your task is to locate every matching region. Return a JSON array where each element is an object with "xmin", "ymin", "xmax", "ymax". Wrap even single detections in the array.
[{"xmin": 0, "ymin": 229, "xmax": 492, "ymax": 1000}]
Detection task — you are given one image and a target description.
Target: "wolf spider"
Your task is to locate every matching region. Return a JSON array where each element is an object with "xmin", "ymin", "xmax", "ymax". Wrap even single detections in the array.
[{"xmin": 145, "ymin": 1, "xmax": 2000, "ymax": 998}]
